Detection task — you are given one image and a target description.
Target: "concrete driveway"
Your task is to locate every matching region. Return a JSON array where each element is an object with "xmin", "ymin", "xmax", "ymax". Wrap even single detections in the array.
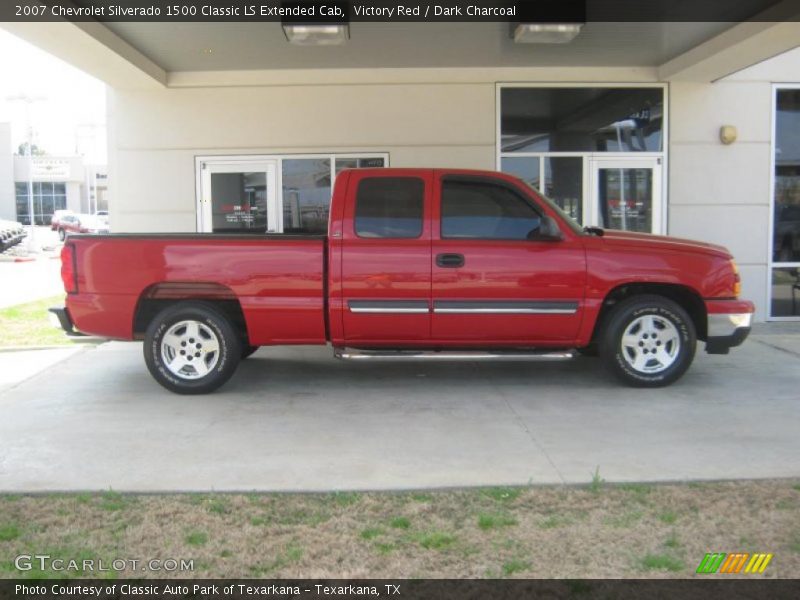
[{"xmin": 0, "ymin": 329, "xmax": 799, "ymax": 492}]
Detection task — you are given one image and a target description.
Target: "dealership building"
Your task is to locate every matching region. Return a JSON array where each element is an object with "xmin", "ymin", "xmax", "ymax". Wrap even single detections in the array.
[
  {"xmin": 0, "ymin": 123, "xmax": 108, "ymax": 224},
  {"xmin": 2, "ymin": 14, "xmax": 799, "ymax": 321}
]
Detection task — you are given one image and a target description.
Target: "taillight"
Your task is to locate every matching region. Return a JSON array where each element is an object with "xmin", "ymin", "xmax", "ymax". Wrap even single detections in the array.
[
  {"xmin": 61, "ymin": 244, "xmax": 77, "ymax": 294},
  {"xmin": 730, "ymin": 259, "xmax": 741, "ymax": 298}
]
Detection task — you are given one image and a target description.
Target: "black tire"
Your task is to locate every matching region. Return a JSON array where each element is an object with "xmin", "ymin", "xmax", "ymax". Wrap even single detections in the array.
[
  {"xmin": 599, "ymin": 295, "xmax": 696, "ymax": 388},
  {"xmin": 144, "ymin": 301, "xmax": 242, "ymax": 394},
  {"xmin": 58, "ymin": 228, "xmax": 66, "ymax": 242},
  {"xmin": 241, "ymin": 345, "xmax": 259, "ymax": 359}
]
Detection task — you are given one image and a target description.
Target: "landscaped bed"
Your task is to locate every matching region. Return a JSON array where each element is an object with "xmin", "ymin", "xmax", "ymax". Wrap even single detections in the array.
[
  {"xmin": 0, "ymin": 295, "xmax": 73, "ymax": 348},
  {"xmin": 1, "ymin": 479, "xmax": 798, "ymax": 579}
]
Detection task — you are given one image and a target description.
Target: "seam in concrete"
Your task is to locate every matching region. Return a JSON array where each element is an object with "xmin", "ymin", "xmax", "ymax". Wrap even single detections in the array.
[
  {"xmin": 0, "ymin": 344, "xmax": 100, "ymax": 353},
  {"xmin": 753, "ymin": 339, "xmax": 800, "ymax": 359},
  {"xmin": 485, "ymin": 368, "xmax": 566, "ymax": 485},
  {"xmin": 0, "ymin": 346, "xmax": 89, "ymax": 398}
]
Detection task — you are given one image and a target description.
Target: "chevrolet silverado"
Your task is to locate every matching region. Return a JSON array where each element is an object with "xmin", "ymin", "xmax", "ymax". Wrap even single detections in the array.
[{"xmin": 51, "ymin": 168, "xmax": 754, "ymax": 394}]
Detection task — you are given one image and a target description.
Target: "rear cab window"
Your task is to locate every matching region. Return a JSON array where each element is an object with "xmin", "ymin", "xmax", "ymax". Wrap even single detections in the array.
[{"xmin": 355, "ymin": 177, "xmax": 424, "ymax": 238}]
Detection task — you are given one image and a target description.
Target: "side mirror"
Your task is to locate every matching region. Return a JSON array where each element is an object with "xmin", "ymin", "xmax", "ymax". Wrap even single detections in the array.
[{"xmin": 530, "ymin": 216, "xmax": 564, "ymax": 241}]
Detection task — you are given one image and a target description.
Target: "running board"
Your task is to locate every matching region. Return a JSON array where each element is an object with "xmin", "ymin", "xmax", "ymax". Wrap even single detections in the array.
[{"xmin": 334, "ymin": 348, "xmax": 575, "ymax": 361}]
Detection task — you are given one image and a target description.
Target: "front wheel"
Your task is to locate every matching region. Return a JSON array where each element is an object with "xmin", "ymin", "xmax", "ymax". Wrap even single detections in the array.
[
  {"xmin": 144, "ymin": 302, "xmax": 242, "ymax": 394},
  {"xmin": 600, "ymin": 295, "xmax": 696, "ymax": 387}
]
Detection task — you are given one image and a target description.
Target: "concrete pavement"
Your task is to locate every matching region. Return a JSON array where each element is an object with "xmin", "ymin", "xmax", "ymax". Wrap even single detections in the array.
[
  {"xmin": 0, "ymin": 346, "xmax": 84, "ymax": 394},
  {"xmin": 0, "ymin": 329, "xmax": 798, "ymax": 492}
]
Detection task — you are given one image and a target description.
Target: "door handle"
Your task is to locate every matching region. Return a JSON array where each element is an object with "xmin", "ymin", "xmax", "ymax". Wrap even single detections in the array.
[{"xmin": 436, "ymin": 253, "xmax": 465, "ymax": 268}]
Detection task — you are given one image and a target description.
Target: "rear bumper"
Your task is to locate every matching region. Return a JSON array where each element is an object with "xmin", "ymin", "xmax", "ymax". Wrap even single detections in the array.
[
  {"xmin": 48, "ymin": 306, "xmax": 86, "ymax": 337},
  {"xmin": 705, "ymin": 299, "xmax": 755, "ymax": 355}
]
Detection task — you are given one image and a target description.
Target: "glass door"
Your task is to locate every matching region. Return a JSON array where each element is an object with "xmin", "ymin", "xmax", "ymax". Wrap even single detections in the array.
[
  {"xmin": 199, "ymin": 161, "xmax": 278, "ymax": 233},
  {"xmin": 589, "ymin": 158, "xmax": 663, "ymax": 234}
]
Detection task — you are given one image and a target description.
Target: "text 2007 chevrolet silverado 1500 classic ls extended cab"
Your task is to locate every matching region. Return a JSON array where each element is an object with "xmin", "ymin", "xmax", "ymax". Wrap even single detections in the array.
[{"xmin": 51, "ymin": 168, "xmax": 754, "ymax": 394}]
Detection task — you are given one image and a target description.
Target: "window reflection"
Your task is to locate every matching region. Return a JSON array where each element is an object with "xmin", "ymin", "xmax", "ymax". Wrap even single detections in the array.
[
  {"xmin": 335, "ymin": 157, "xmax": 385, "ymax": 175},
  {"xmin": 774, "ymin": 89, "xmax": 800, "ymax": 263},
  {"xmin": 210, "ymin": 172, "xmax": 268, "ymax": 233},
  {"xmin": 501, "ymin": 88, "xmax": 664, "ymax": 153},
  {"xmin": 771, "ymin": 267, "xmax": 800, "ymax": 317},
  {"xmin": 282, "ymin": 159, "xmax": 332, "ymax": 234},
  {"xmin": 545, "ymin": 157, "xmax": 583, "ymax": 223},
  {"xmin": 501, "ymin": 157, "xmax": 540, "ymax": 191},
  {"xmin": 598, "ymin": 168, "xmax": 653, "ymax": 233}
]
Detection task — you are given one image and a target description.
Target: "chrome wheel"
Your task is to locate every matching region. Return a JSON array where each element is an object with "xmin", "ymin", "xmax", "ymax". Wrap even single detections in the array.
[
  {"xmin": 160, "ymin": 320, "xmax": 220, "ymax": 380},
  {"xmin": 620, "ymin": 314, "xmax": 680, "ymax": 375}
]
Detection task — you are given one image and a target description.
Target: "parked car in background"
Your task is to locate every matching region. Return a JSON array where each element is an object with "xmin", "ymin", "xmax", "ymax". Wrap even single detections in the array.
[
  {"xmin": 94, "ymin": 211, "xmax": 109, "ymax": 227},
  {"xmin": 0, "ymin": 219, "xmax": 26, "ymax": 251},
  {"xmin": 56, "ymin": 214, "xmax": 110, "ymax": 241},
  {"xmin": 51, "ymin": 210, "xmax": 76, "ymax": 231},
  {"xmin": 52, "ymin": 168, "xmax": 754, "ymax": 394}
]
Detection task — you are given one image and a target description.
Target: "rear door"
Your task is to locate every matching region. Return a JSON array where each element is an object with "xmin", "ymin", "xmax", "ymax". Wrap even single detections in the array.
[
  {"xmin": 431, "ymin": 172, "xmax": 586, "ymax": 345},
  {"xmin": 340, "ymin": 170, "xmax": 432, "ymax": 345}
]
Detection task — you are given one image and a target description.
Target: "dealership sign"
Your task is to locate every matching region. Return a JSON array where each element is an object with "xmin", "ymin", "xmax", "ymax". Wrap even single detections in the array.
[{"xmin": 32, "ymin": 159, "xmax": 71, "ymax": 179}]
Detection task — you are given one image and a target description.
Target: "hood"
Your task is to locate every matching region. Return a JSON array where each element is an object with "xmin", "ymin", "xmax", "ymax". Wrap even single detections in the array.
[{"xmin": 599, "ymin": 229, "xmax": 731, "ymax": 258}]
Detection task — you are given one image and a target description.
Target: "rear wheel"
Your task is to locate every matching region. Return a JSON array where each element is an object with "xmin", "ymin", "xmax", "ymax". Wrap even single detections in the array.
[
  {"xmin": 58, "ymin": 228, "xmax": 66, "ymax": 241},
  {"xmin": 144, "ymin": 302, "xmax": 241, "ymax": 394},
  {"xmin": 600, "ymin": 295, "xmax": 696, "ymax": 387}
]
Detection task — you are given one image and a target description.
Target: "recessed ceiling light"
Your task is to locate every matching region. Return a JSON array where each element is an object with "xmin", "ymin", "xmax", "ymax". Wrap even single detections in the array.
[
  {"xmin": 282, "ymin": 24, "xmax": 349, "ymax": 46},
  {"xmin": 512, "ymin": 23, "xmax": 583, "ymax": 44}
]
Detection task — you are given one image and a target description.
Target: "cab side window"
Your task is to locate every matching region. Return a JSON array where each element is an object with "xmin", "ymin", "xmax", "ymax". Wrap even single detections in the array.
[
  {"xmin": 355, "ymin": 177, "xmax": 424, "ymax": 238},
  {"xmin": 441, "ymin": 180, "xmax": 541, "ymax": 240}
]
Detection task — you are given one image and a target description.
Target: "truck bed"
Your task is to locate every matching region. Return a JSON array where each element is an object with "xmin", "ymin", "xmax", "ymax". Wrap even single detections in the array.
[{"xmin": 65, "ymin": 233, "xmax": 327, "ymax": 344}]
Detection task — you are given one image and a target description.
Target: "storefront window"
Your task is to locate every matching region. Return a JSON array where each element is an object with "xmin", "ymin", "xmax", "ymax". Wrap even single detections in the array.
[
  {"xmin": 15, "ymin": 181, "xmax": 67, "ymax": 225},
  {"xmin": 500, "ymin": 157, "xmax": 540, "ymax": 190},
  {"xmin": 500, "ymin": 87, "xmax": 664, "ymax": 153},
  {"xmin": 544, "ymin": 157, "xmax": 583, "ymax": 223},
  {"xmin": 771, "ymin": 88, "xmax": 800, "ymax": 318},
  {"xmin": 771, "ymin": 267, "xmax": 800, "ymax": 318},
  {"xmin": 282, "ymin": 159, "xmax": 332, "ymax": 234},
  {"xmin": 498, "ymin": 86, "xmax": 666, "ymax": 233},
  {"xmin": 335, "ymin": 156, "xmax": 385, "ymax": 175}
]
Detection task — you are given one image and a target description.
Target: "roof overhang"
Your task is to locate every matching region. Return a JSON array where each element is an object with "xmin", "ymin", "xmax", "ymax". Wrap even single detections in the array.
[{"xmin": 2, "ymin": 10, "xmax": 800, "ymax": 89}]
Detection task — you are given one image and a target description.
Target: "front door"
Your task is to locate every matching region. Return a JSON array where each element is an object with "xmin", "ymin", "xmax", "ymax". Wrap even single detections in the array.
[
  {"xmin": 199, "ymin": 161, "xmax": 279, "ymax": 233},
  {"xmin": 431, "ymin": 172, "xmax": 586, "ymax": 345},
  {"xmin": 589, "ymin": 157, "xmax": 663, "ymax": 233}
]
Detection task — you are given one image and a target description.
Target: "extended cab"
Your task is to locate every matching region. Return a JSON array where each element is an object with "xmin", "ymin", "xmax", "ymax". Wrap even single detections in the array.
[{"xmin": 51, "ymin": 168, "xmax": 754, "ymax": 394}]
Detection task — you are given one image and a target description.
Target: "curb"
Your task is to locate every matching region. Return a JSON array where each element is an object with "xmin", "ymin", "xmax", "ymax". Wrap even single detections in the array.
[
  {"xmin": 0, "ymin": 256, "xmax": 35, "ymax": 263},
  {"xmin": 0, "ymin": 341, "xmax": 104, "ymax": 353}
]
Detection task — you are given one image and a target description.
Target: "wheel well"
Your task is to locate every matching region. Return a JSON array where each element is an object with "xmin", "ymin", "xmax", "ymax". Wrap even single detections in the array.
[
  {"xmin": 133, "ymin": 283, "xmax": 249, "ymax": 343},
  {"xmin": 591, "ymin": 283, "xmax": 708, "ymax": 343}
]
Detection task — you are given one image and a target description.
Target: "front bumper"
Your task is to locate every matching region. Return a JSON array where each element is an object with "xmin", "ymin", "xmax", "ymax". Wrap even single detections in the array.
[{"xmin": 705, "ymin": 301, "xmax": 754, "ymax": 355}]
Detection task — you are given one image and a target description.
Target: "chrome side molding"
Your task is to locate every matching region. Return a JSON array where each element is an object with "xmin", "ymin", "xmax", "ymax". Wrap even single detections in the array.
[{"xmin": 334, "ymin": 348, "xmax": 575, "ymax": 361}]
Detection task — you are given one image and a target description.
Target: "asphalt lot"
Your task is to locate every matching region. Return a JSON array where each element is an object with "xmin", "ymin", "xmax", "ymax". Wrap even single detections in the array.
[{"xmin": 0, "ymin": 329, "xmax": 798, "ymax": 492}]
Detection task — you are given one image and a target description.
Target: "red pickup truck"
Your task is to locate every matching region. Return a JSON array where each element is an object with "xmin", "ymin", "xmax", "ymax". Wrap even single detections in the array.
[{"xmin": 51, "ymin": 168, "xmax": 754, "ymax": 394}]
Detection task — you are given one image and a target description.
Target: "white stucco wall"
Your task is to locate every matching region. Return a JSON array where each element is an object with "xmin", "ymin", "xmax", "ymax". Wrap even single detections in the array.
[
  {"xmin": 107, "ymin": 66, "xmax": 653, "ymax": 232},
  {"xmin": 669, "ymin": 47, "xmax": 800, "ymax": 321}
]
